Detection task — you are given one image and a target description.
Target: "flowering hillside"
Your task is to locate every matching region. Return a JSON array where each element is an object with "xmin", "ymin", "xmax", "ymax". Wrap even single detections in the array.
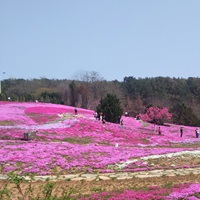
[{"xmin": 0, "ymin": 101, "xmax": 200, "ymax": 199}]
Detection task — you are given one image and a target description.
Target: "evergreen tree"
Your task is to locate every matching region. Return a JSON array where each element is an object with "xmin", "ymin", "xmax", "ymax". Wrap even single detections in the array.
[
  {"xmin": 170, "ymin": 103, "xmax": 200, "ymax": 126},
  {"xmin": 96, "ymin": 93, "xmax": 123, "ymax": 123},
  {"xmin": 69, "ymin": 81, "xmax": 78, "ymax": 106}
]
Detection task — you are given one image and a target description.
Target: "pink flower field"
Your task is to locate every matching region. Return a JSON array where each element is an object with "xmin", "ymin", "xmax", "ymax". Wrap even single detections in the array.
[{"xmin": 0, "ymin": 101, "xmax": 200, "ymax": 199}]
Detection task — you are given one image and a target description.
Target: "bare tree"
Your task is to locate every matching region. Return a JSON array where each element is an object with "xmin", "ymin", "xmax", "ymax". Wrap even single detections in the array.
[{"xmin": 73, "ymin": 70, "xmax": 104, "ymax": 82}]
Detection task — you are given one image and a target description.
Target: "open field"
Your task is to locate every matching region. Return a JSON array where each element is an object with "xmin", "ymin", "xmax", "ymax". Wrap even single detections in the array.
[{"xmin": 0, "ymin": 101, "xmax": 200, "ymax": 199}]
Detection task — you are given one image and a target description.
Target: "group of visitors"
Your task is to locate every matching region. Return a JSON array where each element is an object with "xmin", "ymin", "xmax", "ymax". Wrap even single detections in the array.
[
  {"xmin": 179, "ymin": 126, "xmax": 199, "ymax": 138},
  {"xmin": 75, "ymin": 106, "xmax": 200, "ymax": 138},
  {"xmin": 93, "ymin": 111, "xmax": 106, "ymax": 124},
  {"xmin": 154, "ymin": 125, "xmax": 200, "ymax": 138},
  {"xmin": 93, "ymin": 111, "xmax": 124, "ymax": 127},
  {"xmin": 154, "ymin": 125, "xmax": 162, "ymax": 135}
]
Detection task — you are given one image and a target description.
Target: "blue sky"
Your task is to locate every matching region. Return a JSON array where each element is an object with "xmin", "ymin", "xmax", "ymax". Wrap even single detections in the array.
[{"xmin": 1, "ymin": 0, "xmax": 200, "ymax": 81}]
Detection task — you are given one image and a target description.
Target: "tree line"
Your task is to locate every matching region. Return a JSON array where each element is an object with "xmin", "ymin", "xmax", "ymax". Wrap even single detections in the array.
[{"xmin": 1, "ymin": 74, "xmax": 200, "ymax": 126}]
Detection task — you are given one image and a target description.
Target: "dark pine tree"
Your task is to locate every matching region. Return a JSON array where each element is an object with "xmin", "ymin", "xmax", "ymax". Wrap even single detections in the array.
[
  {"xmin": 96, "ymin": 93, "xmax": 123, "ymax": 123},
  {"xmin": 170, "ymin": 103, "xmax": 200, "ymax": 126}
]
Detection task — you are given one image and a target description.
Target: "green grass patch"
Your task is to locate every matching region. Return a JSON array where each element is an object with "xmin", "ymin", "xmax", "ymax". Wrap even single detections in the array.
[
  {"xmin": 64, "ymin": 136, "xmax": 93, "ymax": 144},
  {"xmin": 0, "ymin": 120, "xmax": 15, "ymax": 126},
  {"xmin": 60, "ymin": 113, "xmax": 74, "ymax": 119},
  {"xmin": 162, "ymin": 182, "xmax": 173, "ymax": 189},
  {"xmin": 27, "ymin": 113, "xmax": 59, "ymax": 124},
  {"xmin": 140, "ymin": 138, "xmax": 149, "ymax": 143}
]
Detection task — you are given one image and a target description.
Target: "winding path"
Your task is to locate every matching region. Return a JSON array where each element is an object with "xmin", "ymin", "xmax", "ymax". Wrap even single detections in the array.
[{"xmin": 1, "ymin": 167, "xmax": 200, "ymax": 182}]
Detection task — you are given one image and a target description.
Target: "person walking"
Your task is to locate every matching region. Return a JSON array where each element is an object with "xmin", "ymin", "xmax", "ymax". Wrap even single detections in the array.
[
  {"xmin": 94, "ymin": 112, "xmax": 98, "ymax": 119},
  {"xmin": 154, "ymin": 124, "xmax": 157, "ymax": 134},
  {"xmin": 118, "ymin": 116, "xmax": 121, "ymax": 124},
  {"xmin": 180, "ymin": 126, "xmax": 184, "ymax": 137},
  {"xmin": 195, "ymin": 128, "xmax": 199, "ymax": 138},
  {"xmin": 120, "ymin": 119, "xmax": 124, "ymax": 128},
  {"xmin": 74, "ymin": 107, "xmax": 78, "ymax": 115},
  {"xmin": 99, "ymin": 112, "xmax": 103, "ymax": 121},
  {"xmin": 158, "ymin": 126, "xmax": 161, "ymax": 135}
]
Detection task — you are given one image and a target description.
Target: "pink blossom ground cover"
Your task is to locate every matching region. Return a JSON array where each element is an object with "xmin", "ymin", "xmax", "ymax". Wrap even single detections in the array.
[
  {"xmin": 80, "ymin": 183, "xmax": 200, "ymax": 200},
  {"xmin": 0, "ymin": 101, "xmax": 200, "ymax": 199},
  {"xmin": 0, "ymin": 101, "xmax": 200, "ymax": 175}
]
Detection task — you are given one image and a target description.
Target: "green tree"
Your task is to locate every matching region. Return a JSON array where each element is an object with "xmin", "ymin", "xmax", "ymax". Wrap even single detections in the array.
[
  {"xmin": 170, "ymin": 103, "xmax": 200, "ymax": 126},
  {"xmin": 96, "ymin": 93, "xmax": 123, "ymax": 123},
  {"xmin": 69, "ymin": 81, "xmax": 78, "ymax": 106}
]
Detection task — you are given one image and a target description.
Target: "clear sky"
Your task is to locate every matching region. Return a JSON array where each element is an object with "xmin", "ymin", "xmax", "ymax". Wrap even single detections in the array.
[{"xmin": 1, "ymin": 0, "xmax": 200, "ymax": 81}]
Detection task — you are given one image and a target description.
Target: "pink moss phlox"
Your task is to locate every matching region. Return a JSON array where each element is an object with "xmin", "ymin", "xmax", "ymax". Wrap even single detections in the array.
[
  {"xmin": 80, "ymin": 184, "xmax": 200, "ymax": 199},
  {"xmin": 167, "ymin": 183, "xmax": 200, "ymax": 199},
  {"xmin": 1, "ymin": 102, "xmax": 200, "ymax": 176}
]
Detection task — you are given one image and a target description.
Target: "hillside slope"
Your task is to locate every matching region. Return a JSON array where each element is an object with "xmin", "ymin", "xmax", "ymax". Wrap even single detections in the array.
[{"xmin": 0, "ymin": 101, "xmax": 200, "ymax": 176}]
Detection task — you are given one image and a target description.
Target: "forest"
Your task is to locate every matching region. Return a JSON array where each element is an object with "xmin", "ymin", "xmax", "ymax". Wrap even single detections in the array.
[{"xmin": 1, "ymin": 71, "xmax": 200, "ymax": 126}]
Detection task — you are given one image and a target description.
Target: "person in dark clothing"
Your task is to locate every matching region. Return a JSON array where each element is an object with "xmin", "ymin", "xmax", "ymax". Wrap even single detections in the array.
[
  {"xmin": 158, "ymin": 126, "xmax": 161, "ymax": 135},
  {"xmin": 180, "ymin": 126, "xmax": 183, "ymax": 137},
  {"xmin": 118, "ymin": 116, "xmax": 121, "ymax": 124},
  {"xmin": 74, "ymin": 107, "xmax": 78, "ymax": 115},
  {"xmin": 195, "ymin": 128, "xmax": 199, "ymax": 138},
  {"xmin": 136, "ymin": 114, "xmax": 140, "ymax": 120},
  {"xmin": 120, "ymin": 119, "xmax": 124, "ymax": 128}
]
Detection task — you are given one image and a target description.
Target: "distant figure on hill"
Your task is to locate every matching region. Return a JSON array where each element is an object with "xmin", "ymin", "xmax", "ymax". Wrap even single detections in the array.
[
  {"xmin": 99, "ymin": 112, "xmax": 103, "ymax": 121},
  {"xmin": 74, "ymin": 107, "xmax": 78, "ymax": 115},
  {"xmin": 180, "ymin": 126, "xmax": 184, "ymax": 137},
  {"xmin": 195, "ymin": 128, "xmax": 199, "ymax": 138},
  {"xmin": 120, "ymin": 119, "xmax": 124, "ymax": 128},
  {"xmin": 154, "ymin": 124, "xmax": 157, "ymax": 134},
  {"xmin": 118, "ymin": 116, "xmax": 121, "ymax": 124},
  {"xmin": 158, "ymin": 126, "xmax": 161, "ymax": 135},
  {"xmin": 102, "ymin": 115, "xmax": 106, "ymax": 122},
  {"xmin": 125, "ymin": 112, "xmax": 128, "ymax": 117},
  {"xmin": 94, "ymin": 112, "xmax": 98, "ymax": 119},
  {"xmin": 136, "ymin": 113, "xmax": 140, "ymax": 120}
]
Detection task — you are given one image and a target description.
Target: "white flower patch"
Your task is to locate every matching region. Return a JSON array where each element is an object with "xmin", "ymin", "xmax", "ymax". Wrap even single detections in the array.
[
  {"xmin": 141, "ymin": 150, "xmax": 200, "ymax": 160},
  {"xmin": 115, "ymin": 159, "xmax": 138, "ymax": 169},
  {"xmin": 0, "ymin": 118, "xmax": 79, "ymax": 130},
  {"xmin": 114, "ymin": 150, "xmax": 200, "ymax": 170}
]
